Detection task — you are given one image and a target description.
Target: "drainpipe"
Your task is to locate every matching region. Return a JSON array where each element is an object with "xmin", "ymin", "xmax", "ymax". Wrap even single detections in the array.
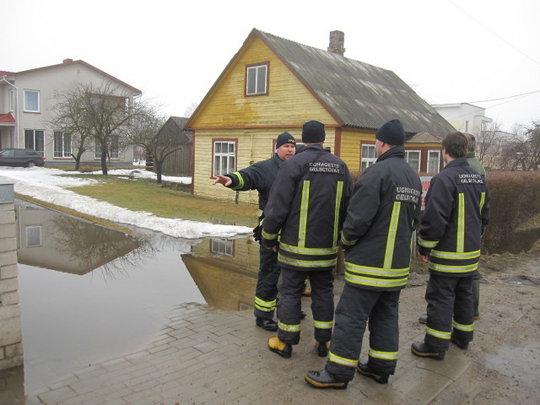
[{"xmin": 1, "ymin": 75, "xmax": 20, "ymax": 148}]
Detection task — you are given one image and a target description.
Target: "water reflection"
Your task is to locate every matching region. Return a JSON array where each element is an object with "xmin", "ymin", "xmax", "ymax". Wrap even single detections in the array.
[
  {"xmin": 16, "ymin": 203, "xmax": 140, "ymax": 276},
  {"xmin": 183, "ymin": 237, "xmax": 259, "ymax": 311},
  {"xmin": 14, "ymin": 201, "xmax": 261, "ymax": 394}
]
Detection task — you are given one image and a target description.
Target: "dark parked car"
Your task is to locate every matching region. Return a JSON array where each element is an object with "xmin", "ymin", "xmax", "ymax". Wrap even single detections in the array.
[{"xmin": 0, "ymin": 148, "xmax": 45, "ymax": 167}]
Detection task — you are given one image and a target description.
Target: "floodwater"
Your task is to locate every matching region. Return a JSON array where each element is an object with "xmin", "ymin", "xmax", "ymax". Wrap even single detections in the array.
[{"xmin": 15, "ymin": 201, "xmax": 258, "ymax": 394}]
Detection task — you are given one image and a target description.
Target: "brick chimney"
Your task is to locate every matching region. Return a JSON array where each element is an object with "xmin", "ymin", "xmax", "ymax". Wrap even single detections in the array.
[
  {"xmin": 328, "ymin": 30, "xmax": 345, "ymax": 56},
  {"xmin": 63, "ymin": 58, "xmax": 74, "ymax": 64}
]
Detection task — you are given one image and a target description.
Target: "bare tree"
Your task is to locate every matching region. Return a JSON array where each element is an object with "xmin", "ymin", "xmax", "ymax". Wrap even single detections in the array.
[
  {"xmin": 51, "ymin": 82, "xmax": 140, "ymax": 174},
  {"xmin": 50, "ymin": 87, "xmax": 93, "ymax": 170},
  {"xmin": 499, "ymin": 121, "xmax": 540, "ymax": 171},
  {"xmin": 125, "ymin": 105, "xmax": 190, "ymax": 184},
  {"xmin": 477, "ymin": 122, "xmax": 504, "ymax": 169}
]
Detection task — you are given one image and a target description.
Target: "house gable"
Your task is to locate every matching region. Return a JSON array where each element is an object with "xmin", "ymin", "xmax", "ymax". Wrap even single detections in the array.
[{"xmin": 188, "ymin": 34, "xmax": 338, "ymax": 129}]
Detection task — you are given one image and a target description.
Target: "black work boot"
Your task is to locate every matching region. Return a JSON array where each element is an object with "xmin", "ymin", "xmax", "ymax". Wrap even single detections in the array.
[
  {"xmin": 411, "ymin": 342, "xmax": 446, "ymax": 360},
  {"xmin": 451, "ymin": 334, "xmax": 469, "ymax": 350},
  {"xmin": 356, "ymin": 363, "xmax": 389, "ymax": 384},
  {"xmin": 418, "ymin": 313, "xmax": 428, "ymax": 324},
  {"xmin": 256, "ymin": 318, "xmax": 278, "ymax": 332},
  {"xmin": 304, "ymin": 369, "xmax": 348, "ymax": 389},
  {"xmin": 316, "ymin": 341, "xmax": 329, "ymax": 357},
  {"xmin": 267, "ymin": 336, "xmax": 292, "ymax": 358}
]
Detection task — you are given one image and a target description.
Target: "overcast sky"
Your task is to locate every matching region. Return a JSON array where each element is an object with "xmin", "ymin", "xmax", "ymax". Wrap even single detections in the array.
[{"xmin": 2, "ymin": 0, "xmax": 539, "ymax": 131}]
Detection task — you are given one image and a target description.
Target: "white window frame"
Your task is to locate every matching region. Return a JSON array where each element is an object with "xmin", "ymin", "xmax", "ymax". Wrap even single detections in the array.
[
  {"xmin": 23, "ymin": 89, "xmax": 40, "ymax": 113},
  {"xmin": 26, "ymin": 225, "xmax": 42, "ymax": 248},
  {"xmin": 210, "ymin": 239, "xmax": 234, "ymax": 256},
  {"xmin": 427, "ymin": 150, "xmax": 441, "ymax": 174},
  {"xmin": 212, "ymin": 140, "xmax": 236, "ymax": 176},
  {"xmin": 361, "ymin": 144, "xmax": 376, "ymax": 171},
  {"xmin": 405, "ymin": 150, "xmax": 421, "ymax": 173},
  {"xmin": 54, "ymin": 131, "xmax": 72, "ymax": 158},
  {"xmin": 24, "ymin": 129, "xmax": 45, "ymax": 155},
  {"xmin": 9, "ymin": 89, "xmax": 15, "ymax": 112},
  {"xmin": 245, "ymin": 64, "xmax": 268, "ymax": 96}
]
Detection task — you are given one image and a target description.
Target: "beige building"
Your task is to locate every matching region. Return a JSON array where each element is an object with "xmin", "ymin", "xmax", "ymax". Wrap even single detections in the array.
[{"xmin": 0, "ymin": 59, "xmax": 141, "ymax": 166}]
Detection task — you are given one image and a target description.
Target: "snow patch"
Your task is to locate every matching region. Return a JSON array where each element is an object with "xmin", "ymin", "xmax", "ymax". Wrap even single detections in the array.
[{"xmin": 0, "ymin": 166, "xmax": 250, "ymax": 239}]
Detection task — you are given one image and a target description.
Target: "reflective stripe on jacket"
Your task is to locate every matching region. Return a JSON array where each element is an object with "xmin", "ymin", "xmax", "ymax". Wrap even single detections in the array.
[
  {"xmin": 341, "ymin": 146, "xmax": 422, "ymax": 291},
  {"xmin": 262, "ymin": 145, "xmax": 352, "ymax": 271},
  {"xmin": 418, "ymin": 158, "xmax": 490, "ymax": 276},
  {"xmin": 226, "ymin": 154, "xmax": 282, "ymax": 210}
]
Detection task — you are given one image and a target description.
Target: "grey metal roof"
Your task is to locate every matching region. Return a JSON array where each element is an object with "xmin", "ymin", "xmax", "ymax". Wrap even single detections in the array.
[{"xmin": 258, "ymin": 30, "xmax": 455, "ymax": 135}]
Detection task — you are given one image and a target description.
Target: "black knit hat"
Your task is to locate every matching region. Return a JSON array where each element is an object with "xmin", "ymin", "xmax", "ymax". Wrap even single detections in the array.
[
  {"xmin": 376, "ymin": 119, "xmax": 405, "ymax": 146},
  {"xmin": 275, "ymin": 132, "xmax": 296, "ymax": 149},
  {"xmin": 302, "ymin": 120, "xmax": 326, "ymax": 143}
]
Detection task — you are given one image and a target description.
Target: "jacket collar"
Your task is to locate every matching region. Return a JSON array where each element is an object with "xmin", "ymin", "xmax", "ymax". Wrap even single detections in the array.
[
  {"xmin": 376, "ymin": 145, "xmax": 405, "ymax": 162},
  {"xmin": 444, "ymin": 157, "xmax": 468, "ymax": 169},
  {"xmin": 304, "ymin": 144, "xmax": 325, "ymax": 152}
]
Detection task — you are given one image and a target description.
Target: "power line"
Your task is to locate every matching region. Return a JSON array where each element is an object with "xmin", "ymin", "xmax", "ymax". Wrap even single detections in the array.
[
  {"xmin": 469, "ymin": 89, "xmax": 540, "ymax": 104},
  {"xmin": 448, "ymin": 0, "xmax": 540, "ymax": 68}
]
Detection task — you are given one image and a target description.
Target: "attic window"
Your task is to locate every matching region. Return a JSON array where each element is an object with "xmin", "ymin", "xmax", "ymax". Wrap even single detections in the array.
[{"xmin": 245, "ymin": 63, "xmax": 268, "ymax": 96}]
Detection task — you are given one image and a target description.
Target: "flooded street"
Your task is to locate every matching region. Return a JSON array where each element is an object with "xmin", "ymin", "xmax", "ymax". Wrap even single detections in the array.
[{"xmin": 14, "ymin": 201, "xmax": 257, "ymax": 394}]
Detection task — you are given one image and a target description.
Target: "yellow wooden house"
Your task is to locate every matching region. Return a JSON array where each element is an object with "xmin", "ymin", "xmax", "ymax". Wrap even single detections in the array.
[{"xmin": 186, "ymin": 29, "xmax": 455, "ymax": 204}]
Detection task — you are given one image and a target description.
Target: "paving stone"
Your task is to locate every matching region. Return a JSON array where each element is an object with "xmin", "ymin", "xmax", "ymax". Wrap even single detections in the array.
[{"xmin": 37, "ymin": 386, "xmax": 78, "ymax": 403}]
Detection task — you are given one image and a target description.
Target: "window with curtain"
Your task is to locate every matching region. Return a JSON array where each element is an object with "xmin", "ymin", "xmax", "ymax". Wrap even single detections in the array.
[
  {"xmin": 245, "ymin": 64, "xmax": 268, "ymax": 96},
  {"xmin": 54, "ymin": 132, "xmax": 72, "ymax": 158},
  {"xmin": 361, "ymin": 144, "xmax": 376, "ymax": 171},
  {"xmin": 213, "ymin": 141, "xmax": 235, "ymax": 176},
  {"xmin": 405, "ymin": 150, "xmax": 421, "ymax": 172},
  {"xmin": 23, "ymin": 90, "xmax": 40, "ymax": 112}
]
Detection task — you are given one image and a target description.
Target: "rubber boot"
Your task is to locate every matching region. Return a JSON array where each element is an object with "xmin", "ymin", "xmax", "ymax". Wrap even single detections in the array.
[
  {"xmin": 268, "ymin": 336, "xmax": 292, "ymax": 359},
  {"xmin": 411, "ymin": 342, "xmax": 445, "ymax": 360},
  {"xmin": 356, "ymin": 363, "xmax": 389, "ymax": 384},
  {"xmin": 304, "ymin": 369, "xmax": 347, "ymax": 389},
  {"xmin": 256, "ymin": 318, "xmax": 278, "ymax": 332}
]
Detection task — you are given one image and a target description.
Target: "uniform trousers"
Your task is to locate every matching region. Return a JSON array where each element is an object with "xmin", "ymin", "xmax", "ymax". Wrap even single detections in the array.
[{"xmin": 326, "ymin": 284, "xmax": 400, "ymax": 381}]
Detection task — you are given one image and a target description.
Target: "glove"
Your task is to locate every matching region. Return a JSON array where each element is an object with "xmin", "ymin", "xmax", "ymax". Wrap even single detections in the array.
[{"xmin": 252, "ymin": 225, "xmax": 262, "ymax": 244}]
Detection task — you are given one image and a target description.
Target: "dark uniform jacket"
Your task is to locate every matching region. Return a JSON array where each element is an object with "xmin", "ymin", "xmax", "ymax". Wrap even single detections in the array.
[
  {"xmin": 261, "ymin": 144, "xmax": 352, "ymax": 271},
  {"xmin": 341, "ymin": 146, "xmax": 422, "ymax": 291},
  {"xmin": 226, "ymin": 154, "xmax": 282, "ymax": 210},
  {"xmin": 418, "ymin": 158, "xmax": 490, "ymax": 277}
]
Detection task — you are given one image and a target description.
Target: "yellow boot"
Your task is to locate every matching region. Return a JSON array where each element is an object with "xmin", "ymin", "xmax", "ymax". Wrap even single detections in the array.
[{"xmin": 268, "ymin": 336, "xmax": 292, "ymax": 358}]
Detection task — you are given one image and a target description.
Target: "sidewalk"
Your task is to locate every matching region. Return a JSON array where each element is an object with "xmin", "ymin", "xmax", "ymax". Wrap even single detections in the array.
[{"xmin": 28, "ymin": 281, "xmax": 474, "ymax": 405}]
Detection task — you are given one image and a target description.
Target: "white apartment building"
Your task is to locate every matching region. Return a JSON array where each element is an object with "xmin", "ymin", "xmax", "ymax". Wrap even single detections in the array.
[
  {"xmin": 0, "ymin": 59, "xmax": 141, "ymax": 165},
  {"xmin": 432, "ymin": 103, "xmax": 492, "ymax": 136}
]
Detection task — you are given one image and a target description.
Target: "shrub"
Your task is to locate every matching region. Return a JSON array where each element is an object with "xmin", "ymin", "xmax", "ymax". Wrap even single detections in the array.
[{"xmin": 483, "ymin": 171, "xmax": 540, "ymax": 253}]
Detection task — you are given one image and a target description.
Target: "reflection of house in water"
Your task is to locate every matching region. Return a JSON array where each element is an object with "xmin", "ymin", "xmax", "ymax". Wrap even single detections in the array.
[
  {"xmin": 16, "ymin": 203, "xmax": 139, "ymax": 275},
  {"xmin": 182, "ymin": 237, "xmax": 259, "ymax": 311}
]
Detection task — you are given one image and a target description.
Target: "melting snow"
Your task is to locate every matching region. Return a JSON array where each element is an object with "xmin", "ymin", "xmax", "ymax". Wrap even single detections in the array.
[{"xmin": 0, "ymin": 166, "xmax": 250, "ymax": 239}]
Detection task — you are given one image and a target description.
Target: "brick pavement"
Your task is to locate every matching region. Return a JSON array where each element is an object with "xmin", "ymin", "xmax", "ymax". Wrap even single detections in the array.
[{"xmin": 28, "ymin": 281, "xmax": 473, "ymax": 405}]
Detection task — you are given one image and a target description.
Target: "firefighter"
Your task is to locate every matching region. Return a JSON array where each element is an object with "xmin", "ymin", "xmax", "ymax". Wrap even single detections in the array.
[
  {"xmin": 305, "ymin": 119, "xmax": 422, "ymax": 389},
  {"xmin": 214, "ymin": 132, "xmax": 296, "ymax": 331},
  {"xmin": 262, "ymin": 120, "xmax": 352, "ymax": 359},
  {"xmin": 418, "ymin": 133, "xmax": 485, "ymax": 324},
  {"xmin": 412, "ymin": 132, "xmax": 490, "ymax": 359}
]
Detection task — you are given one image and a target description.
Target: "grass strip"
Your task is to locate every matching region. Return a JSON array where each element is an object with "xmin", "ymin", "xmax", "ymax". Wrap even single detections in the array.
[{"xmin": 65, "ymin": 175, "xmax": 259, "ymax": 227}]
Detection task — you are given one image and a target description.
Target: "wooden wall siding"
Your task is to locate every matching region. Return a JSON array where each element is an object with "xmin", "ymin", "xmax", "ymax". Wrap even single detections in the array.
[
  {"xmin": 190, "ymin": 36, "xmax": 338, "ymax": 129},
  {"xmin": 162, "ymin": 145, "xmax": 192, "ymax": 176},
  {"xmin": 339, "ymin": 128, "xmax": 442, "ymax": 176},
  {"xmin": 193, "ymin": 128, "xmax": 335, "ymax": 203},
  {"xmin": 340, "ymin": 128, "xmax": 375, "ymax": 174}
]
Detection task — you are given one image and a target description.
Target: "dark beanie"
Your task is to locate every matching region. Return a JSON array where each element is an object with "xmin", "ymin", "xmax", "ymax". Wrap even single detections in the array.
[
  {"xmin": 376, "ymin": 119, "xmax": 405, "ymax": 146},
  {"xmin": 302, "ymin": 120, "xmax": 326, "ymax": 143},
  {"xmin": 275, "ymin": 132, "xmax": 296, "ymax": 149}
]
